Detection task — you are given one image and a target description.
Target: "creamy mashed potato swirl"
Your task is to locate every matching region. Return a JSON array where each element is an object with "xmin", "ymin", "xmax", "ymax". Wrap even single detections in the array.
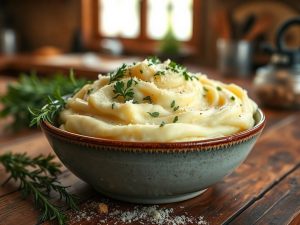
[{"xmin": 59, "ymin": 58, "xmax": 257, "ymax": 142}]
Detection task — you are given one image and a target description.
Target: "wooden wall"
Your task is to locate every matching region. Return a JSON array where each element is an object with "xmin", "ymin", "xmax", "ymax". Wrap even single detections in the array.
[{"xmin": 3, "ymin": 0, "xmax": 81, "ymax": 52}]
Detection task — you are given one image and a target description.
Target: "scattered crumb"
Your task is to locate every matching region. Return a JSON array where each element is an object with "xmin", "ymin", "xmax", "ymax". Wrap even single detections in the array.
[
  {"xmin": 68, "ymin": 200, "xmax": 209, "ymax": 225},
  {"xmin": 98, "ymin": 203, "xmax": 109, "ymax": 214}
]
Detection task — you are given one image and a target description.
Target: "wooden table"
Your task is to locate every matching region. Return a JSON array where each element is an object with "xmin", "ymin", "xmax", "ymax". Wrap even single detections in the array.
[{"xmin": 0, "ymin": 68, "xmax": 299, "ymax": 225}]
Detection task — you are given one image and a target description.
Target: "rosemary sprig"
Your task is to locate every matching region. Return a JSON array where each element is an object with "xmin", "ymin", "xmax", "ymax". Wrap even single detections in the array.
[
  {"xmin": 0, "ymin": 152, "xmax": 78, "ymax": 225},
  {"xmin": 0, "ymin": 71, "xmax": 86, "ymax": 130}
]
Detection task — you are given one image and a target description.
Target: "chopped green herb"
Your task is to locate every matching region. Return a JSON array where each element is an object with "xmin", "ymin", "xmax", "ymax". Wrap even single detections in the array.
[
  {"xmin": 143, "ymin": 96, "xmax": 152, "ymax": 103},
  {"xmin": 170, "ymin": 100, "xmax": 175, "ymax": 108},
  {"xmin": 217, "ymin": 86, "xmax": 222, "ymax": 91},
  {"xmin": 159, "ymin": 121, "xmax": 166, "ymax": 127},
  {"xmin": 133, "ymin": 62, "xmax": 136, "ymax": 65},
  {"xmin": 173, "ymin": 116, "xmax": 178, "ymax": 123},
  {"xmin": 173, "ymin": 106, "xmax": 179, "ymax": 111},
  {"xmin": 147, "ymin": 112, "xmax": 159, "ymax": 117},
  {"xmin": 147, "ymin": 56, "xmax": 161, "ymax": 64},
  {"xmin": 113, "ymin": 78, "xmax": 137, "ymax": 102},
  {"xmin": 112, "ymin": 103, "xmax": 116, "ymax": 109},
  {"xmin": 182, "ymin": 71, "xmax": 198, "ymax": 81},
  {"xmin": 109, "ymin": 64, "xmax": 127, "ymax": 83},
  {"xmin": 230, "ymin": 96, "xmax": 235, "ymax": 101},
  {"xmin": 203, "ymin": 86, "xmax": 208, "ymax": 92},
  {"xmin": 154, "ymin": 71, "xmax": 165, "ymax": 76},
  {"xmin": 168, "ymin": 61, "xmax": 185, "ymax": 73},
  {"xmin": 87, "ymin": 88, "xmax": 94, "ymax": 95},
  {"xmin": 140, "ymin": 69, "xmax": 143, "ymax": 74}
]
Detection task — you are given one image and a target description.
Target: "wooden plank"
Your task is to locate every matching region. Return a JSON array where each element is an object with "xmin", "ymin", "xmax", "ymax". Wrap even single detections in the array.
[{"xmin": 230, "ymin": 166, "xmax": 300, "ymax": 225}]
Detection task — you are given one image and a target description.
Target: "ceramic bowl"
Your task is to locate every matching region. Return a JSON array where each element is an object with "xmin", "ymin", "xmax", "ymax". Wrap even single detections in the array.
[{"xmin": 41, "ymin": 109, "xmax": 265, "ymax": 204}]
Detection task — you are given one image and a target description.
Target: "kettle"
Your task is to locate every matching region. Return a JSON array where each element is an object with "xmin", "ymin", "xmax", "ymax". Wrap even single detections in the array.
[{"xmin": 254, "ymin": 17, "xmax": 300, "ymax": 109}]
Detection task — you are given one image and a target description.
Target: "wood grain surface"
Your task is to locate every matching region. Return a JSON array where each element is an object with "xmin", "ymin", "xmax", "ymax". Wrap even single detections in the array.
[{"xmin": 0, "ymin": 69, "xmax": 299, "ymax": 225}]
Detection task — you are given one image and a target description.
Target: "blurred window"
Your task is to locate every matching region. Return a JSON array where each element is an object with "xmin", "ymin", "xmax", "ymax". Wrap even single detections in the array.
[
  {"xmin": 147, "ymin": 0, "xmax": 193, "ymax": 41},
  {"xmin": 99, "ymin": 0, "xmax": 140, "ymax": 38},
  {"xmin": 82, "ymin": 0, "xmax": 200, "ymax": 54}
]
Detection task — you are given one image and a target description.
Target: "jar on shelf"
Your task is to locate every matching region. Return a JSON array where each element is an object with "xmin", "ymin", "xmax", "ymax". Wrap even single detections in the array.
[{"xmin": 254, "ymin": 17, "xmax": 300, "ymax": 109}]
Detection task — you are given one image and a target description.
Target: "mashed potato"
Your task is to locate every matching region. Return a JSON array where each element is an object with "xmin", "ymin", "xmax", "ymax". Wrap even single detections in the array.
[{"xmin": 59, "ymin": 58, "xmax": 257, "ymax": 142}]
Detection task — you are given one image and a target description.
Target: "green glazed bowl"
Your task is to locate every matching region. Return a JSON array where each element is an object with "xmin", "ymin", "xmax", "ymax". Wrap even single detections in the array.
[{"xmin": 41, "ymin": 109, "xmax": 265, "ymax": 204}]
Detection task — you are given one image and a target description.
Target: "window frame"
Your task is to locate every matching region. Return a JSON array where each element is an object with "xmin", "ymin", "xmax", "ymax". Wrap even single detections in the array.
[{"xmin": 81, "ymin": 0, "xmax": 201, "ymax": 55}]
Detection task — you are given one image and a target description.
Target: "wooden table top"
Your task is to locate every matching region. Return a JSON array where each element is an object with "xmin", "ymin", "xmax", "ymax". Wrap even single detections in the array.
[{"xmin": 0, "ymin": 67, "xmax": 299, "ymax": 225}]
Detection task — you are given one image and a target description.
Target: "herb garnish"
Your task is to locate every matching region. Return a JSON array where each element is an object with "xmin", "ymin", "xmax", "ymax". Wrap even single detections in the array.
[
  {"xmin": 173, "ymin": 106, "xmax": 179, "ymax": 111},
  {"xmin": 0, "ymin": 152, "xmax": 78, "ymax": 225},
  {"xmin": 203, "ymin": 86, "xmax": 208, "ymax": 92},
  {"xmin": 159, "ymin": 121, "xmax": 166, "ymax": 127},
  {"xmin": 113, "ymin": 78, "xmax": 137, "ymax": 102},
  {"xmin": 109, "ymin": 64, "xmax": 127, "ymax": 83},
  {"xmin": 170, "ymin": 100, "xmax": 179, "ymax": 111},
  {"xmin": 143, "ymin": 96, "xmax": 152, "ymax": 103},
  {"xmin": 182, "ymin": 71, "xmax": 198, "ymax": 81},
  {"xmin": 147, "ymin": 56, "xmax": 161, "ymax": 65},
  {"xmin": 154, "ymin": 71, "xmax": 166, "ymax": 76},
  {"xmin": 217, "ymin": 86, "xmax": 222, "ymax": 91},
  {"xmin": 230, "ymin": 96, "xmax": 235, "ymax": 101},
  {"xmin": 170, "ymin": 100, "xmax": 176, "ymax": 108},
  {"xmin": 147, "ymin": 112, "xmax": 160, "ymax": 117},
  {"xmin": 0, "ymin": 72, "xmax": 86, "ymax": 130},
  {"xmin": 87, "ymin": 88, "xmax": 94, "ymax": 95},
  {"xmin": 166, "ymin": 61, "xmax": 198, "ymax": 81},
  {"xmin": 173, "ymin": 116, "xmax": 179, "ymax": 123},
  {"xmin": 112, "ymin": 103, "xmax": 116, "ymax": 109},
  {"xmin": 29, "ymin": 92, "xmax": 66, "ymax": 127}
]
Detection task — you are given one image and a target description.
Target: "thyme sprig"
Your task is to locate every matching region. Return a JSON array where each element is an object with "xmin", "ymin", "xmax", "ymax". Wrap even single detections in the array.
[
  {"xmin": 109, "ymin": 64, "xmax": 127, "ymax": 83},
  {"xmin": 0, "ymin": 152, "xmax": 78, "ymax": 225},
  {"xmin": 28, "ymin": 91, "xmax": 66, "ymax": 127}
]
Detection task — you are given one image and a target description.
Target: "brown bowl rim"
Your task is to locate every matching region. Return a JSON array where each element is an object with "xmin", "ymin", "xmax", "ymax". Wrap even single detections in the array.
[{"xmin": 40, "ymin": 109, "xmax": 265, "ymax": 151}]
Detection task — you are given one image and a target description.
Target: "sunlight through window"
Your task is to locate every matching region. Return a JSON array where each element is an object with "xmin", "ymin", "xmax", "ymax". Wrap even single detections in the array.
[
  {"xmin": 147, "ymin": 0, "xmax": 193, "ymax": 41},
  {"xmin": 99, "ymin": 0, "xmax": 140, "ymax": 38},
  {"xmin": 98, "ymin": 0, "xmax": 193, "ymax": 41}
]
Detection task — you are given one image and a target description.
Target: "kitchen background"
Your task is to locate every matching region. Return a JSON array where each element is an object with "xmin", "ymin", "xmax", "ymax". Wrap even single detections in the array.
[{"xmin": 0, "ymin": 0, "xmax": 299, "ymax": 66}]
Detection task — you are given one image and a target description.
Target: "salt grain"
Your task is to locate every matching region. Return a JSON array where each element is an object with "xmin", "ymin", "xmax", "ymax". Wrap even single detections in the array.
[{"xmin": 68, "ymin": 200, "xmax": 209, "ymax": 225}]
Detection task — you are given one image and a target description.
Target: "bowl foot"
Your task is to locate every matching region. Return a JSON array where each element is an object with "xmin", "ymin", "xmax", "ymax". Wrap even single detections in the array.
[{"xmin": 95, "ymin": 188, "xmax": 208, "ymax": 204}]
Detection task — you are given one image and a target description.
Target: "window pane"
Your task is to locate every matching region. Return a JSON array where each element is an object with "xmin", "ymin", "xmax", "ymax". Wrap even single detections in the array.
[
  {"xmin": 147, "ymin": 0, "xmax": 193, "ymax": 41},
  {"xmin": 147, "ymin": 0, "xmax": 169, "ymax": 39},
  {"xmin": 171, "ymin": 0, "xmax": 193, "ymax": 41},
  {"xmin": 99, "ymin": 0, "xmax": 140, "ymax": 38}
]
